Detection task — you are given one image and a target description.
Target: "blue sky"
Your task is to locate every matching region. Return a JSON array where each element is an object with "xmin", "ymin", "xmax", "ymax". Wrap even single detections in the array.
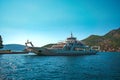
[{"xmin": 0, "ymin": 0, "xmax": 120, "ymax": 46}]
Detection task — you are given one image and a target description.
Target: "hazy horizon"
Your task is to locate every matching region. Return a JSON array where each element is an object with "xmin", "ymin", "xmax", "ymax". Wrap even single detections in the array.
[{"xmin": 0, "ymin": 0, "xmax": 120, "ymax": 47}]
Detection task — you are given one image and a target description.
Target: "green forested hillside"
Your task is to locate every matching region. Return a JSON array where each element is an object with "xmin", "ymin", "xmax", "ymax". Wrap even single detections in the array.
[{"xmin": 82, "ymin": 28, "xmax": 120, "ymax": 52}]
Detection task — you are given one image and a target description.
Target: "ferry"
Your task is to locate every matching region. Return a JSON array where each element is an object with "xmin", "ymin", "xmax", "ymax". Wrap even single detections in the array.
[{"xmin": 25, "ymin": 33, "xmax": 100, "ymax": 56}]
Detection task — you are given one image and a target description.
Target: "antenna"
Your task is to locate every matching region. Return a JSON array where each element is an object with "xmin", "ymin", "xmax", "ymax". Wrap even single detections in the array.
[{"xmin": 71, "ymin": 32, "xmax": 73, "ymax": 37}]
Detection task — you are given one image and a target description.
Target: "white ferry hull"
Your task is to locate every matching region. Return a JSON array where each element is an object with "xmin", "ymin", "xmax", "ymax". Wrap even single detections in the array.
[
  {"xmin": 31, "ymin": 48, "xmax": 97, "ymax": 56},
  {"xmin": 36, "ymin": 52, "xmax": 97, "ymax": 56}
]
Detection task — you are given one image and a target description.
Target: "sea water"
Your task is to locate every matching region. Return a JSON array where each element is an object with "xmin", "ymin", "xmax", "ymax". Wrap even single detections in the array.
[{"xmin": 0, "ymin": 52, "xmax": 120, "ymax": 80}]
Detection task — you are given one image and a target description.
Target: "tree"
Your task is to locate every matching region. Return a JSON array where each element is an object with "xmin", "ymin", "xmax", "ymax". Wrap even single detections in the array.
[{"xmin": 0, "ymin": 35, "xmax": 3, "ymax": 49}]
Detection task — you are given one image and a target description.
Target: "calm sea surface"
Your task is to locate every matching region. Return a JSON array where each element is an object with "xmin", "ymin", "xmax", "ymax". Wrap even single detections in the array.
[{"xmin": 0, "ymin": 52, "xmax": 120, "ymax": 80}]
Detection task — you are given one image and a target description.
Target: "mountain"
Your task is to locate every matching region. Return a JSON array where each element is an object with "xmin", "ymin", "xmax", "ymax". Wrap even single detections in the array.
[
  {"xmin": 1, "ymin": 44, "xmax": 26, "ymax": 51},
  {"xmin": 82, "ymin": 28, "xmax": 120, "ymax": 52}
]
